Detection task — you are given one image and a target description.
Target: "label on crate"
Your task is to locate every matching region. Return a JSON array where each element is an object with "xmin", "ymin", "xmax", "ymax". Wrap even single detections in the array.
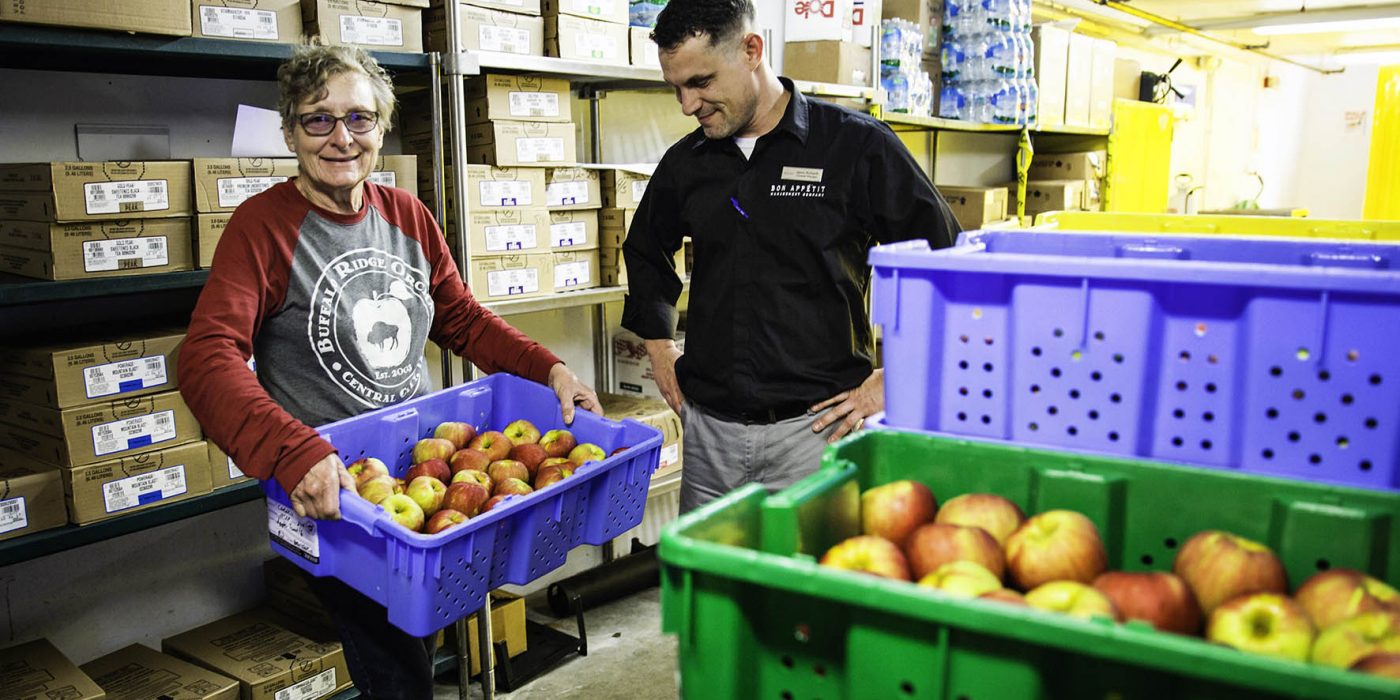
[
  {"xmin": 546, "ymin": 181, "xmax": 590, "ymax": 207},
  {"xmin": 660, "ymin": 442, "xmax": 679, "ymax": 468},
  {"xmin": 217, "ymin": 176, "xmax": 287, "ymax": 208},
  {"xmin": 84, "ymin": 355, "xmax": 169, "ymax": 400},
  {"xmin": 479, "ymin": 25, "xmax": 531, "ymax": 54},
  {"xmin": 228, "ymin": 456, "xmax": 245, "ymax": 480},
  {"xmin": 576, "ymin": 32, "xmax": 621, "ymax": 61},
  {"xmin": 551, "ymin": 221, "xmax": 588, "ymax": 247},
  {"xmin": 487, "ymin": 268, "xmax": 539, "ymax": 297},
  {"xmin": 367, "ymin": 171, "xmax": 398, "ymax": 188},
  {"xmin": 485, "ymin": 223, "xmax": 539, "ymax": 252},
  {"xmin": 631, "ymin": 180, "xmax": 648, "ymax": 202},
  {"xmin": 200, "ymin": 7, "xmax": 280, "ymax": 40},
  {"xmin": 340, "ymin": 16, "xmax": 403, "ymax": 47},
  {"xmin": 83, "ymin": 179, "xmax": 170, "ymax": 215},
  {"xmin": 554, "ymin": 260, "xmax": 590, "ymax": 288},
  {"xmin": 478, "ymin": 180, "xmax": 533, "ymax": 207},
  {"xmin": 515, "ymin": 137, "xmax": 565, "ymax": 164},
  {"xmin": 82, "ymin": 236, "xmax": 169, "ymax": 272},
  {"xmin": 268, "ymin": 499, "xmax": 320, "ymax": 563},
  {"xmin": 509, "ymin": 92, "xmax": 561, "ymax": 119},
  {"xmin": 0, "ymin": 496, "xmax": 27, "ymax": 534},
  {"xmin": 90, "ymin": 409, "xmax": 177, "ymax": 457},
  {"xmin": 274, "ymin": 667, "xmax": 337, "ymax": 700},
  {"xmin": 102, "ymin": 464, "xmax": 188, "ymax": 514}
]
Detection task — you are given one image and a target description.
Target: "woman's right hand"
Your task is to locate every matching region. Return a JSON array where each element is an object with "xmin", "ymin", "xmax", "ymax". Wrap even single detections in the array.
[{"xmin": 290, "ymin": 453, "xmax": 356, "ymax": 520}]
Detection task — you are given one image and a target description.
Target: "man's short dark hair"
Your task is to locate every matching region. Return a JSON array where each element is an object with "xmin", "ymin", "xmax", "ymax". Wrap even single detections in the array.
[{"xmin": 651, "ymin": 0, "xmax": 754, "ymax": 52}]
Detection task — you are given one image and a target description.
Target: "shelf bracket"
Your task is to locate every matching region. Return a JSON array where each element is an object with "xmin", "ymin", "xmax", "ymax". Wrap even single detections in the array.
[{"xmin": 443, "ymin": 51, "xmax": 480, "ymax": 78}]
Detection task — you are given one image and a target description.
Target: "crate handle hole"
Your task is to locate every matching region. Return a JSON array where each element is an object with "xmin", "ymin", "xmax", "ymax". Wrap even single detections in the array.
[
  {"xmin": 1171, "ymin": 436, "xmax": 1183, "ymax": 447},
  {"xmin": 1366, "ymin": 418, "xmax": 1379, "ymax": 429},
  {"xmin": 1090, "ymin": 371, "xmax": 1102, "ymax": 381},
  {"xmin": 959, "ymin": 334, "xmax": 969, "ymax": 344},
  {"xmin": 1316, "ymin": 559, "xmax": 1331, "ymax": 570},
  {"xmin": 1030, "ymin": 384, "xmax": 1041, "ymax": 394},
  {"xmin": 1371, "ymin": 374, "xmax": 1383, "ymax": 385},
  {"xmin": 1067, "ymin": 426, "xmax": 1078, "ymax": 436},
  {"xmin": 1088, "ymin": 410, "xmax": 1099, "ymax": 420},
  {"xmin": 1318, "ymin": 370, "xmax": 1331, "ymax": 381},
  {"xmin": 1337, "ymin": 436, "xmax": 1350, "ymax": 449},
  {"xmin": 1094, "ymin": 330, "xmax": 1106, "ymax": 341},
  {"xmin": 1309, "ymin": 454, "xmax": 1322, "ymax": 465},
  {"xmin": 958, "ymin": 387, "xmax": 969, "ymax": 396},
  {"xmin": 1108, "ymin": 431, "xmax": 1119, "ymax": 441},
  {"xmin": 1069, "ymin": 389, "xmax": 1081, "ymax": 399},
  {"xmin": 1113, "ymin": 353, "xmax": 1125, "ymax": 364},
  {"xmin": 1140, "ymin": 554, "xmax": 1154, "ymax": 566},
  {"xmin": 958, "ymin": 360, "xmax": 969, "ymax": 370},
  {"xmin": 1266, "ymin": 408, "xmax": 1279, "ymax": 419},
  {"xmin": 1173, "ymin": 409, "xmax": 1185, "ymax": 419},
  {"xmin": 1208, "ymin": 354, "xmax": 1220, "ymax": 364},
  {"xmin": 983, "ymin": 362, "xmax": 995, "ymax": 372},
  {"xmin": 984, "ymin": 336, "xmax": 994, "ymax": 346},
  {"xmin": 1194, "ymin": 323, "xmax": 1208, "ymax": 336},
  {"xmin": 1205, "ymin": 383, "xmax": 1217, "ymax": 393},
  {"xmin": 1179, "ymin": 350, "xmax": 1191, "ymax": 362},
  {"xmin": 1201, "ymin": 440, "xmax": 1213, "ymax": 450},
  {"xmin": 1110, "ymin": 393, "xmax": 1122, "ymax": 403},
  {"xmin": 781, "ymin": 656, "xmax": 795, "ymax": 669},
  {"xmin": 1047, "ymin": 406, "xmax": 1059, "ymax": 415},
  {"xmin": 1032, "ymin": 346, "xmax": 1042, "ymax": 356},
  {"xmin": 1296, "ymin": 347, "xmax": 1311, "ymax": 361},
  {"xmin": 981, "ymin": 415, "xmax": 992, "ymax": 425},
  {"xmin": 1314, "ymin": 412, "xmax": 1327, "ymax": 424},
  {"xmin": 1288, "ymin": 431, "xmax": 1301, "ymax": 442},
  {"xmin": 1071, "ymin": 350, "xmax": 1083, "ymax": 361},
  {"xmin": 1028, "ymin": 422, "xmax": 1039, "ymax": 431},
  {"xmin": 1054, "ymin": 327, "xmax": 1064, "ymax": 337},
  {"xmin": 1176, "ymin": 381, "xmax": 1188, "ymax": 392},
  {"xmin": 983, "ymin": 389, "xmax": 994, "ymax": 398},
  {"xmin": 901, "ymin": 681, "xmax": 916, "ymax": 695},
  {"xmin": 1164, "ymin": 537, "xmax": 1178, "ymax": 548},
  {"xmin": 1051, "ymin": 368, "xmax": 1062, "ymax": 378},
  {"xmin": 1342, "ymin": 394, "xmax": 1355, "ymax": 405},
  {"xmin": 1262, "ymin": 448, "xmax": 1275, "ymax": 459},
  {"xmin": 813, "ymin": 664, "xmax": 827, "ymax": 677},
  {"xmin": 1292, "ymin": 389, "xmax": 1306, "ymax": 400},
  {"xmin": 1270, "ymin": 366, "xmax": 1283, "ymax": 377},
  {"xmin": 781, "ymin": 692, "xmax": 794, "ymax": 700},
  {"xmin": 1203, "ymin": 411, "xmax": 1215, "ymax": 422},
  {"xmin": 1360, "ymin": 459, "xmax": 1373, "ymax": 471}
]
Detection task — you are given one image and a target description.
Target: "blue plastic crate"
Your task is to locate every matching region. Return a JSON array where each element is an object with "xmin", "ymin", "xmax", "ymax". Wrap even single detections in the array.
[
  {"xmin": 263, "ymin": 373, "xmax": 662, "ymax": 636},
  {"xmin": 870, "ymin": 231, "xmax": 1400, "ymax": 490}
]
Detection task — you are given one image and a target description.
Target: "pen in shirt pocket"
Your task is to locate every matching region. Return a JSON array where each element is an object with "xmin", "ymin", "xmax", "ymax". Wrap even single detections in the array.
[{"xmin": 730, "ymin": 196, "xmax": 750, "ymax": 220}]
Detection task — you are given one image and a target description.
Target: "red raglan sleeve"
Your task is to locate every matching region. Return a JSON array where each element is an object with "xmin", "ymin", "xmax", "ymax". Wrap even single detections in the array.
[{"xmin": 178, "ymin": 197, "xmax": 337, "ymax": 495}]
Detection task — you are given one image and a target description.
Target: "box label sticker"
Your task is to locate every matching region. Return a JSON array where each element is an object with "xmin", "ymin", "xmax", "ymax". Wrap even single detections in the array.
[
  {"xmin": 480, "ymin": 25, "xmax": 531, "ymax": 54},
  {"xmin": 660, "ymin": 442, "xmax": 679, "ymax": 468},
  {"xmin": 478, "ymin": 180, "xmax": 533, "ymax": 207},
  {"xmin": 554, "ymin": 260, "xmax": 590, "ymax": 288},
  {"xmin": 340, "ymin": 16, "xmax": 403, "ymax": 47},
  {"xmin": 568, "ymin": 0, "xmax": 623, "ymax": 16},
  {"xmin": 487, "ymin": 268, "xmax": 539, "ymax": 297},
  {"xmin": 268, "ymin": 498, "xmax": 320, "ymax": 563},
  {"xmin": 367, "ymin": 171, "xmax": 398, "ymax": 188},
  {"xmin": 508, "ymin": 91, "xmax": 561, "ymax": 118},
  {"xmin": 576, "ymin": 32, "xmax": 622, "ymax": 60},
  {"xmin": 546, "ymin": 181, "xmax": 590, "ymax": 207},
  {"xmin": 630, "ymin": 180, "xmax": 648, "ymax": 202},
  {"xmin": 200, "ymin": 7, "xmax": 280, "ymax": 40},
  {"xmin": 275, "ymin": 667, "xmax": 337, "ymax": 700},
  {"xmin": 0, "ymin": 496, "xmax": 27, "ymax": 534},
  {"xmin": 84, "ymin": 355, "xmax": 169, "ymax": 400},
  {"xmin": 103, "ymin": 464, "xmax": 188, "ymax": 514},
  {"xmin": 91, "ymin": 409, "xmax": 177, "ymax": 457},
  {"xmin": 228, "ymin": 456, "xmax": 245, "ymax": 480},
  {"xmin": 484, "ymin": 224, "xmax": 540, "ymax": 252},
  {"xmin": 84, "ymin": 179, "xmax": 170, "ymax": 215},
  {"xmin": 82, "ymin": 236, "xmax": 169, "ymax": 273},
  {"xmin": 515, "ymin": 137, "xmax": 565, "ymax": 163},
  {"xmin": 217, "ymin": 176, "xmax": 287, "ymax": 208},
  {"xmin": 551, "ymin": 221, "xmax": 588, "ymax": 247}
]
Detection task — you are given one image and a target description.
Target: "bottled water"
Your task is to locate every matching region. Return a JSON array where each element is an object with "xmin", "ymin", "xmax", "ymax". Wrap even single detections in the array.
[{"xmin": 941, "ymin": 0, "xmax": 1035, "ymax": 124}]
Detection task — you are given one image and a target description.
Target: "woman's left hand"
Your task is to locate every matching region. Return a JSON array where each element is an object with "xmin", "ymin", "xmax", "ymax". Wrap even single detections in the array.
[{"xmin": 548, "ymin": 363, "xmax": 602, "ymax": 424}]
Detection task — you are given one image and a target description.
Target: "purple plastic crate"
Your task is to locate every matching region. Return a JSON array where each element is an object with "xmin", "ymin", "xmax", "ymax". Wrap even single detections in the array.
[
  {"xmin": 870, "ymin": 231, "xmax": 1400, "ymax": 490},
  {"xmin": 263, "ymin": 373, "xmax": 662, "ymax": 636}
]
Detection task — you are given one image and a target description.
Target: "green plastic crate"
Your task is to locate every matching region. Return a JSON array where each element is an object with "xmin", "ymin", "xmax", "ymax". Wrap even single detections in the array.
[{"xmin": 659, "ymin": 429, "xmax": 1400, "ymax": 700}]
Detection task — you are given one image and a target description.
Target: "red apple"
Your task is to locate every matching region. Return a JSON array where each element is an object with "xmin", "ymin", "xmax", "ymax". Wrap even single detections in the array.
[
  {"xmin": 934, "ymin": 493, "xmax": 1025, "ymax": 547},
  {"xmin": 1092, "ymin": 571, "xmax": 1202, "ymax": 635},
  {"xmin": 469, "ymin": 430, "xmax": 512, "ymax": 461},
  {"xmin": 406, "ymin": 475, "xmax": 446, "ymax": 517},
  {"xmin": 1004, "ymin": 510, "xmax": 1107, "ymax": 591},
  {"xmin": 1296, "ymin": 568, "xmax": 1400, "ymax": 631},
  {"xmin": 979, "ymin": 589, "xmax": 1029, "ymax": 607},
  {"xmin": 1025, "ymin": 581, "xmax": 1122, "ymax": 621},
  {"xmin": 411, "ymin": 437, "xmax": 456, "ymax": 464},
  {"xmin": 487, "ymin": 459, "xmax": 529, "ymax": 485},
  {"xmin": 568, "ymin": 442, "xmax": 607, "ymax": 466},
  {"xmin": 381, "ymin": 493, "xmax": 425, "ymax": 533},
  {"xmin": 482, "ymin": 494, "xmax": 512, "ymax": 512},
  {"xmin": 493, "ymin": 477, "xmax": 534, "ymax": 497},
  {"xmin": 860, "ymin": 479, "xmax": 937, "ymax": 548},
  {"xmin": 905, "ymin": 523, "xmax": 1005, "ymax": 581},
  {"xmin": 451, "ymin": 468, "xmax": 493, "ymax": 493},
  {"xmin": 1207, "ymin": 593, "xmax": 1314, "ymax": 662},
  {"xmin": 425, "ymin": 508, "xmax": 469, "ymax": 535},
  {"xmin": 503, "ymin": 418, "xmax": 541, "ymax": 446},
  {"xmin": 611, "ymin": 446, "xmax": 629, "ymax": 455},
  {"xmin": 540, "ymin": 429, "xmax": 577, "ymax": 458},
  {"xmin": 917, "ymin": 560, "xmax": 1003, "ymax": 598},
  {"xmin": 1173, "ymin": 530, "xmax": 1288, "ymax": 616},
  {"xmin": 347, "ymin": 457, "xmax": 390, "ymax": 489},
  {"xmin": 357, "ymin": 474, "xmax": 399, "ymax": 506},
  {"xmin": 1352, "ymin": 652, "xmax": 1400, "ymax": 680},
  {"xmin": 433, "ymin": 421, "xmax": 476, "ymax": 450},
  {"xmin": 449, "ymin": 448, "xmax": 492, "ymax": 475},
  {"xmin": 818, "ymin": 535, "xmax": 911, "ymax": 581},
  {"xmin": 508, "ymin": 442, "xmax": 549, "ymax": 477},
  {"xmin": 443, "ymin": 480, "xmax": 490, "ymax": 517},
  {"xmin": 405, "ymin": 458, "xmax": 451, "ymax": 485},
  {"xmin": 534, "ymin": 462, "xmax": 575, "ymax": 489},
  {"xmin": 1311, "ymin": 611, "xmax": 1400, "ymax": 669}
]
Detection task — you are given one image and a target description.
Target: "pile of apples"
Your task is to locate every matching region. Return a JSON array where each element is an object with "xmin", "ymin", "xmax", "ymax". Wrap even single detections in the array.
[
  {"xmin": 819, "ymin": 480, "xmax": 1400, "ymax": 682},
  {"xmin": 345, "ymin": 418, "xmax": 610, "ymax": 535}
]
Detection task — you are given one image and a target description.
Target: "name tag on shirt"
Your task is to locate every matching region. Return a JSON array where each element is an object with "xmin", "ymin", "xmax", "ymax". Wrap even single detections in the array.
[{"xmin": 781, "ymin": 167, "xmax": 824, "ymax": 183}]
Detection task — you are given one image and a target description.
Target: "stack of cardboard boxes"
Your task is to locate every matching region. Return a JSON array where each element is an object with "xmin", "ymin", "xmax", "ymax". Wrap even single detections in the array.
[
  {"xmin": 782, "ymin": 0, "xmax": 883, "ymax": 87},
  {"xmin": 302, "ymin": 0, "xmax": 428, "ymax": 53},
  {"xmin": 1032, "ymin": 24, "xmax": 1117, "ymax": 130},
  {"xmin": 543, "ymin": 0, "xmax": 630, "ymax": 65},
  {"xmin": 1017, "ymin": 150, "xmax": 1106, "ymax": 218},
  {"xmin": 598, "ymin": 166, "xmax": 677, "ymax": 286},
  {"xmin": 427, "ymin": 0, "xmax": 547, "ymax": 56},
  {"xmin": 192, "ymin": 157, "xmax": 298, "ymax": 269}
]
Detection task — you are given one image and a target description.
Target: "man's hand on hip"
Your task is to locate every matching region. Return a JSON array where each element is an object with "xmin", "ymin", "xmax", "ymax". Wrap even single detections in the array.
[
  {"xmin": 290, "ymin": 453, "xmax": 355, "ymax": 520},
  {"xmin": 644, "ymin": 338, "xmax": 686, "ymax": 416},
  {"xmin": 809, "ymin": 369, "xmax": 884, "ymax": 443}
]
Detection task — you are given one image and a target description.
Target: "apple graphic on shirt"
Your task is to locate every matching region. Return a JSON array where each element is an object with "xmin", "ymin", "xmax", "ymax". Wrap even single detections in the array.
[{"xmin": 352, "ymin": 280, "xmax": 414, "ymax": 368}]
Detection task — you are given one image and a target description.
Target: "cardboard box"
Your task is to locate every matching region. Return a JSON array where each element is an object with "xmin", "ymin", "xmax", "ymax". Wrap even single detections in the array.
[
  {"xmin": 82, "ymin": 644, "xmax": 239, "ymax": 700},
  {"xmin": 599, "ymin": 206, "xmax": 634, "ymax": 235},
  {"xmin": 427, "ymin": 5, "xmax": 544, "ymax": 55},
  {"xmin": 467, "ymin": 208, "xmax": 552, "ymax": 255},
  {"xmin": 543, "ymin": 0, "xmax": 627, "ymax": 25},
  {"xmin": 0, "ymin": 328, "xmax": 184, "ymax": 408},
  {"xmin": 851, "ymin": 0, "xmax": 882, "ymax": 47},
  {"xmin": 196, "ymin": 213, "xmax": 231, "ymax": 269},
  {"xmin": 302, "ymin": 0, "xmax": 424, "ymax": 53},
  {"xmin": 58, "ymin": 441, "xmax": 213, "ymax": 525},
  {"xmin": 192, "ymin": 158, "xmax": 297, "ymax": 213},
  {"xmin": 467, "ymin": 121, "xmax": 577, "ymax": 167},
  {"xmin": 548, "ymin": 210, "xmax": 598, "ymax": 251},
  {"xmin": 545, "ymin": 14, "xmax": 629, "ymax": 64},
  {"xmin": 207, "ymin": 441, "xmax": 252, "ymax": 490},
  {"xmin": 550, "ymin": 250, "xmax": 600, "ymax": 292},
  {"xmin": 0, "ymin": 458, "xmax": 66, "ymax": 543},
  {"xmin": 162, "ymin": 611, "xmax": 349, "ymax": 700},
  {"xmin": 262, "ymin": 558, "xmax": 336, "ymax": 634},
  {"xmin": 367, "ymin": 154, "xmax": 418, "ymax": 195},
  {"xmin": 1114, "ymin": 58, "xmax": 1143, "ymax": 100},
  {"xmin": 785, "ymin": 0, "xmax": 853, "ymax": 42},
  {"xmin": 458, "ymin": 593, "xmax": 528, "ymax": 676},
  {"xmin": 783, "ymin": 41, "xmax": 872, "ymax": 87},
  {"xmin": 462, "ymin": 0, "xmax": 542, "ymax": 14},
  {"xmin": 1032, "ymin": 24, "xmax": 1069, "ymax": 129},
  {"xmin": 630, "ymin": 26, "xmax": 659, "ymax": 68},
  {"xmin": 0, "ymin": 639, "xmax": 105, "ymax": 700},
  {"xmin": 0, "ymin": 0, "xmax": 191, "ymax": 36},
  {"xmin": 0, "ymin": 218, "xmax": 194, "ymax": 282},
  {"xmin": 467, "ymin": 74, "xmax": 573, "ymax": 125},
  {"xmin": 600, "ymin": 168, "xmax": 650, "ymax": 208},
  {"xmin": 468, "ymin": 253, "xmax": 552, "ymax": 302},
  {"xmin": 1089, "ymin": 38, "xmax": 1117, "ymax": 129},
  {"xmin": 1014, "ymin": 180, "xmax": 1088, "ymax": 216},
  {"xmin": 612, "ymin": 328, "xmax": 684, "ymax": 400},
  {"xmin": 1028, "ymin": 151, "xmax": 1105, "ymax": 182},
  {"xmin": 193, "ymin": 0, "xmax": 302, "ymax": 43},
  {"xmin": 544, "ymin": 167, "xmax": 601, "ymax": 210},
  {"xmin": 937, "ymin": 185, "xmax": 1008, "ymax": 230},
  {"xmin": 599, "ymin": 392, "xmax": 681, "ymax": 477},
  {"xmin": 0, "ymin": 161, "xmax": 193, "ymax": 223},
  {"xmin": 466, "ymin": 165, "xmax": 548, "ymax": 208},
  {"xmin": 0, "ymin": 390, "xmax": 201, "ymax": 468},
  {"xmin": 1065, "ymin": 33, "xmax": 1094, "ymax": 128},
  {"xmin": 599, "ymin": 243, "xmax": 624, "ymax": 286}
]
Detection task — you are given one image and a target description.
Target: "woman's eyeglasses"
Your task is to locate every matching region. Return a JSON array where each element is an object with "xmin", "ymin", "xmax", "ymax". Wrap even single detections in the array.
[{"xmin": 297, "ymin": 111, "xmax": 380, "ymax": 136}]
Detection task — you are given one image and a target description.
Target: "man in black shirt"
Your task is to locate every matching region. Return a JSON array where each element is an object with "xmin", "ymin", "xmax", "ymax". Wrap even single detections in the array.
[{"xmin": 622, "ymin": 0, "xmax": 960, "ymax": 511}]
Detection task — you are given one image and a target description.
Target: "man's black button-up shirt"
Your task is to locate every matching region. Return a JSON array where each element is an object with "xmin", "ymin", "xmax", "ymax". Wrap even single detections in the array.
[{"xmin": 621, "ymin": 78, "xmax": 961, "ymax": 415}]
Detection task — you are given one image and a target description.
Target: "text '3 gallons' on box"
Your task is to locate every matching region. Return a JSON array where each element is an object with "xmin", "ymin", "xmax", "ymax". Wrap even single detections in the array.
[
  {"xmin": 0, "ymin": 327, "xmax": 185, "ymax": 409},
  {"xmin": 162, "ymin": 610, "xmax": 350, "ymax": 700},
  {"xmin": 82, "ymin": 643, "xmax": 239, "ymax": 700},
  {"xmin": 0, "ymin": 161, "xmax": 193, "ymax": 223},
  {"xmin": 0, "ymin": 390, "xmax": 201, "ymax": 468}
]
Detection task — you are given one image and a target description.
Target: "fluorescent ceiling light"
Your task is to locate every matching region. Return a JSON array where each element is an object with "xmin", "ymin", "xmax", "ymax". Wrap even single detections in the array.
[
  {"xmin": 1334, "ymin": 49, "xmax": 1400, "ymax": 64},
  {"xmin": 1255, "ymin": 17, "xmax": 1400, "ymax": 35}
]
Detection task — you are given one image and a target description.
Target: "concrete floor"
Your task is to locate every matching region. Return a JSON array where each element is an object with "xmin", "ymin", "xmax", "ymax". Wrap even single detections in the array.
[{"xmin": 433, "ymin": 586, "xmax": 678, "ymax": 700}]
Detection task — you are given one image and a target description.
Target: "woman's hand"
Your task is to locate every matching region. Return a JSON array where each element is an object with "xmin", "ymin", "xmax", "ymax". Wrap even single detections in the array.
[
  {"xmin": 548, "ymin": 363, "xmax": 602, "ymax": 424},
  {"xmin": 289, "ymin": 453, "xmax": 356, "ymax": 519}
]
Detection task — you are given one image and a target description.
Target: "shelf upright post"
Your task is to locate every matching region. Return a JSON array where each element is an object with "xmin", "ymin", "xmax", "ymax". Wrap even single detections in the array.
[
  {"xmin": 426, "ymin": 51, "xmax": 457, "ymax": 389},
  {"xmin": 581, "ymin": 85, "xmax": 614, "ymax": 396}
]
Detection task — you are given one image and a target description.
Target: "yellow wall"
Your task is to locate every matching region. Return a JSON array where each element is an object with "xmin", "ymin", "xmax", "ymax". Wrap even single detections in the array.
[{"xmin": 1363, "ymin": 66, "xmax": 1400, "ymax": 220}]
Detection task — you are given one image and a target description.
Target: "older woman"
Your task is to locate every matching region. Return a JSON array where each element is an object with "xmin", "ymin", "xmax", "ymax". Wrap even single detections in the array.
[{"xmin": 179, "ymin": 45, "xmax": 599, "ymax": 698}]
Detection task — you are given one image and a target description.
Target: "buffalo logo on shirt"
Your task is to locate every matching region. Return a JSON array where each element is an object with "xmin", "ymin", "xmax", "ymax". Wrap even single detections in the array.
[{"xmin": 308, "ymin": 248, "xmax": 433, "ymax": 407}]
